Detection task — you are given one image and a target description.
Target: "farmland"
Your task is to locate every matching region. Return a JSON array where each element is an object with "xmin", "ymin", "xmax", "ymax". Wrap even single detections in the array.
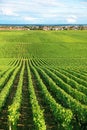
[{"xmin": 0, "ymin": 30, "xmax": 87, "ymax": 130}]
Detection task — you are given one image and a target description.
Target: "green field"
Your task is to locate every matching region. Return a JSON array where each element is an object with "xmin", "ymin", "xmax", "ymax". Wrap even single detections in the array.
[{"xmin": 0, "ymin": 30, "xmax": 87, "ymax": 130}]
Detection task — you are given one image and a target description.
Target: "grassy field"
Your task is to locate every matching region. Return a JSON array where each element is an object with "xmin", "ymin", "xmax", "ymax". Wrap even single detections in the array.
[
  {"xmin": 0, "ymin": 30, "xmax": 87, "ymax": 67},
  {"xmin": 0, "ymin": 30, "xmax": 87, "ymax": 130},
  {"xmin": 0, "ymin": 30, "xmax": 87, "ymax": 58}
]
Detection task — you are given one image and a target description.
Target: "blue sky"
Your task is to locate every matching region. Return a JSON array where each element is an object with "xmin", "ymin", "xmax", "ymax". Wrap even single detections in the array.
[{"xmin": 0, "ymin": 0, "xmax": 87, "ymax": 24}]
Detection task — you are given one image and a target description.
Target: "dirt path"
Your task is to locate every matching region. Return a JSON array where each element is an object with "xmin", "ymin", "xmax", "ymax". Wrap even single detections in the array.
[
  {"xmin": 31, "ymin": 70, "xmax": 59, "ymax": 130},
  {"xmin": 17, "ymin": 62, "xmax": 34, "ymax": 130}
]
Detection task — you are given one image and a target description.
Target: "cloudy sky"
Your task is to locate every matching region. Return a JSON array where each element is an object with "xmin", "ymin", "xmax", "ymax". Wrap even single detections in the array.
[{"xmin": 0, "ymin": 0, "xmax": 87, "ymax": 24}]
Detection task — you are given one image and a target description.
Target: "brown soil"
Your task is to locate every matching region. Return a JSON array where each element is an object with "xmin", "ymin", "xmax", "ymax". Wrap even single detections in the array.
[
  {"xmin": 31, "ymin": 69, "xmax": 59, "ymax": 130},
  {"xmin": 17, "ymin": 62, "xmax": 34, "ymax": 130}
]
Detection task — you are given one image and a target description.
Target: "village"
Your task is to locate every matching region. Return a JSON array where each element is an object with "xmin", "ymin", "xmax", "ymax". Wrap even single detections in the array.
[{"xmin": 0, "ymin": 25, "xmax": 87, "ymax": 31}]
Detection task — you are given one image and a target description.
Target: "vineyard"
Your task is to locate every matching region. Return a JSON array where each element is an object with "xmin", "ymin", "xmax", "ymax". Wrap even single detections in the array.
[{"xmin": 0, "ymin": 30, "xmax": 87, "ymax": 130}]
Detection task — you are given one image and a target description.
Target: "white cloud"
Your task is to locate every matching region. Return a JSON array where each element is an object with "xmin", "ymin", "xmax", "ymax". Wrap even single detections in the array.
[
  {"xmin": 1, "ymin": 8, "xmax": 19, "ymax": 16},
  {"xmin": 23, "ymin": 16, "xmax": 44, "ymax": 23},
  {"xmin": 23, "ymin": 16, "xmax": 37, "ymax": 21},
  {"xmin": 70, "ymin": 15, "xmax": 77, "ymax": 19},
  {"xmin": 31, "ymin": 0, "xmax": 63, "ymax": 6},
  {"xmin": 42, "ymin": 14, "xmax": 58, "ymax": 18},
  {"xmin": 66, "ymin": 18, "xmax": 77, "ymax": 23},
  {"xmin": 0, "ymin": 0, "xmax": 87, "ymax": 24},
  {"xmin": 66, "ymin": 15, "xmax": 78, "ymax": 23}
]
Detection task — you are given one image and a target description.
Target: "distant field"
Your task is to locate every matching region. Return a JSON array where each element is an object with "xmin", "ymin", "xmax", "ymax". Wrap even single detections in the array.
[
  {"xmin": 0, "ymin": 30, "xmax": 87, "ymax": 130},
  {"xmin": 0, "ymin": 30, "xmax": 87, "ymax": 67}
]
